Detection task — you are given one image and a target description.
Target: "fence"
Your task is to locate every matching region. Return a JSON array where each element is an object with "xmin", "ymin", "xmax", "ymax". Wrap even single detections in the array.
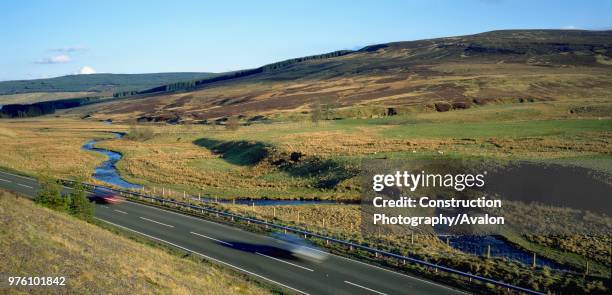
[{"xmin": 63, "ymin": 179, "xmax": 544, "ymax": 295}]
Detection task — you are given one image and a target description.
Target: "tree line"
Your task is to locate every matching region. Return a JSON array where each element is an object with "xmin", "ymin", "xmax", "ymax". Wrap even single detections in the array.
[
  {"xmin": 112, "ymin": 50, "xmax": 354, "ymax": 98},
  {"xmin": 0, "ymin": 96, "xmax": 99, "ymax": 118}
]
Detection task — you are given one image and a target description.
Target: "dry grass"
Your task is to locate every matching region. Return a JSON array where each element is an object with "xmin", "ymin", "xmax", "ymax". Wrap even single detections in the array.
[
  {"xmin": 0, "ymin": 190, "xmax": 270, "ymax": 295},
  {"xmin": 87, "ymin": 98, "xmax": 612, "ymax": 200},
  {"xmin": 0, "ymin": 118, "xmax": 125, "ymax": 181}
]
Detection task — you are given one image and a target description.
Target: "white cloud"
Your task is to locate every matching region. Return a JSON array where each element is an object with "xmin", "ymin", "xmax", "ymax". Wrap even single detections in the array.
[
  {"xmin": 78, "ymin": 66, "xmax": 97, "ymax": 75},
  {"xmin": 34, "ymin": 54, "xmax": 72, "ymax": 64},
  {"xmin": 562, "ymin": 25, "xmax": 580, "ymax": 30},
  {"xmin": 49, "ymin": 45, "xmax": 88, "ymax": 53}
]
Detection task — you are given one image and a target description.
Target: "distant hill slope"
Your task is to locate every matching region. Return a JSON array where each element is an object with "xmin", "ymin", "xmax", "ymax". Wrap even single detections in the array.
[
  {"xmin": 0, "ymin": 72, "xmax": 215, "ymax": 95},
  {"xmin": 69, "ymin": 30, "xmax": 612, "ymax": 122}
]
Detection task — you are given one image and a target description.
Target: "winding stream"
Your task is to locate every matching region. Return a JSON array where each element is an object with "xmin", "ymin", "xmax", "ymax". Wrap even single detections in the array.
[
  {"xmin": 82, "ymin": 132, "xmax": 339, "ymax": 206},
  {"xmin": 82, "ymin": 132, "xmax": 143, "ymax": 190}
]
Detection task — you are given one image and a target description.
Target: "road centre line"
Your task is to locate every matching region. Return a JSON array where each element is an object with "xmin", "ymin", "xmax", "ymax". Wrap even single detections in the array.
[
  {"xmin": 17, "ymin": 183, "xmax": 33, "ymax": 189},
  {"xmin": 255, "ymin": 252, "xmax": 314, "ymax": 272},
  {"xmin": 304, "ymin": 245, "xmax": 467, "ymax": 294},
  {"xmin": 139, "ymin": 216, "xmax": 174, "ymax": 227},
  {"xmin": 344, "ymin": 281, "xmax": 388, "ymax": 295},
  {"xmin": 114, "ymin": 209, "xmax": 128, "ymax": 214},
  {"xmin": 95, "ymin": 218, "xmax": 310, "ymax": 295},
  {"xmin": 126, "ymin": 197, "xmax": 464, "ymax": 293},
  {"xmin": 190, "ymin": 231, "xmax": 233, "ymax": 246}
]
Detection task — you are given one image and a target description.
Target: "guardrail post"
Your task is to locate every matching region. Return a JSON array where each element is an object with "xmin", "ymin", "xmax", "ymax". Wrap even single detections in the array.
[
  {"xmin": 487, "ymin": 245, "xmax": 491, "ymax": 259},
  {"xmin": 326, "ymin": 239, "xmax": 329, "ymax": 245},
  {"xmin": 532, "ymin": 252, "xmax": 536, "ymax": 268},
  {"xmin": 411, "ymin": 232, "xmax": 414, "ymax": 244},
  {"xmin": 273, "ymin": 207, "xmax": 276, "ymax": 218}
]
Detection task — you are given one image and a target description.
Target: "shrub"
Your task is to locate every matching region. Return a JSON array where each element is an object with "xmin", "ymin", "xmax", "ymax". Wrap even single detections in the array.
[
  {"xmin": 36, "ymin": 175, "xmax": 68, "ymax": 211},
  {"xmin": 434, "ymin": 102, "xmax": 452, "ymax": 112},
  {"xmin": 452, "ymin": 101, "xmax": 471, "ymax": 109},
  {"xmin": 69, "ymin": 181, "xmax": 93, "ymax": 221},
  {"xmin": 126, "ymin": 125, "xmax": 155, "ymax": 141}
]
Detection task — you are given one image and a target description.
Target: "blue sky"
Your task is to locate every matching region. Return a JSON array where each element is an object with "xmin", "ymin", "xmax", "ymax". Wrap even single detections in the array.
[{"xmin": 1, "ymin": 0, "xmax": 610, "ymax": 81}]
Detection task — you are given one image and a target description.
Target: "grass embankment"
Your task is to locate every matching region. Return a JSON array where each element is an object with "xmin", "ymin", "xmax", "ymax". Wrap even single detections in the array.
[{"xmin": 0, "ymin": 190, "xmax": 272, "ymax": 295}]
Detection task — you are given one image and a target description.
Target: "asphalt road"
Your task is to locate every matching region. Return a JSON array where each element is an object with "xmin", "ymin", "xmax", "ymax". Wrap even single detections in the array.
[{"xmin": 0, "ymin": 170, "xmax": 467, "ymax": 295}]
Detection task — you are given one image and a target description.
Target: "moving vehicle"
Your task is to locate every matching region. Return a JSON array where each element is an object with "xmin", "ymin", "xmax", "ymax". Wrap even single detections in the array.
[
  {"xmin": 271, "ymin": 233, "xmax": 329, "ymax": 262},
  {"xmin": 90, "ymin": 187, "xmax": 123, "ymax": 204}
]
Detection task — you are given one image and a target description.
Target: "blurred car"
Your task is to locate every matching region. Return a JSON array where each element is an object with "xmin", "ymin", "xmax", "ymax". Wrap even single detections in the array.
[
  {"xmin": 90, "ymin": 187, "xmax": 123, "ymax": 204},
  {"xmin": 271, "ymin": 232, "xmax": 329, "ymax": 262}
]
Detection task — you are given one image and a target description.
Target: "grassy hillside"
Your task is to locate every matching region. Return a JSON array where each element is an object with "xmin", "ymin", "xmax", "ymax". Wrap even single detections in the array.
[
  {"xmin": 0, "ymin": 72, "xmax": 215, "ymax": 96},
  {"xmin": 0, "ymin": 92, "xmax": 97, "ymax": 104},
  {"xmin": 0, "ymin": 190, "xmax": 271, "ymax": 295},
  {"xmin": 73, "ymin": 29, "xmax": 612, "ymax": 123}
]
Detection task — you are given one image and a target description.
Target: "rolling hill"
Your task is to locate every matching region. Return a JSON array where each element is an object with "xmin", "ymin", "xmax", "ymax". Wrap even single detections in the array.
[
  {"xmin": 45, "ymin": 30, "xmax": 612, "ymax": 122},
  {"xmin": 0, "ymin": 72, "xmax": 215, "ymax": 96}
]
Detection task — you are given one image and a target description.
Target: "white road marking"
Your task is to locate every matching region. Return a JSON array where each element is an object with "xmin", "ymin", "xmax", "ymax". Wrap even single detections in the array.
[
  {"xmin": 190, "ymin": 231, "xmax": 233, "ymax": 246},
  {"xmin": 17, "ymin": 184, "xmax": 33, "ymax": 189},
  {"xmin": 344, "ymin": 281, "xmax": 388, "ymax": 295},
  {"xmin": 101, "ymin": 205, "xmax": 109, "ymax": 209},
  {"xmin": 304, "ymin": 246, "xmax": 467, "ymax": 294},
  {"xmin": 95, "ymin": 218, "xmax": 310, "ymax": 295},
  {"xmin": 0, "ymin": 178, "xmax": 10, "ymax": 182},
  {"xmin": 114, "ymin": 209, "xmax": 128, "ymax": 214},
  {"xmin": 139, "ymin": 217, "xmax": 174, "ymax": 227},
  {"xmin": 256, "ymin": 252, "xmax": 314, "ymax": 272},
  {"xmin": 120, "ymin": 197, "xmax": 464, "ymax": 293}
]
